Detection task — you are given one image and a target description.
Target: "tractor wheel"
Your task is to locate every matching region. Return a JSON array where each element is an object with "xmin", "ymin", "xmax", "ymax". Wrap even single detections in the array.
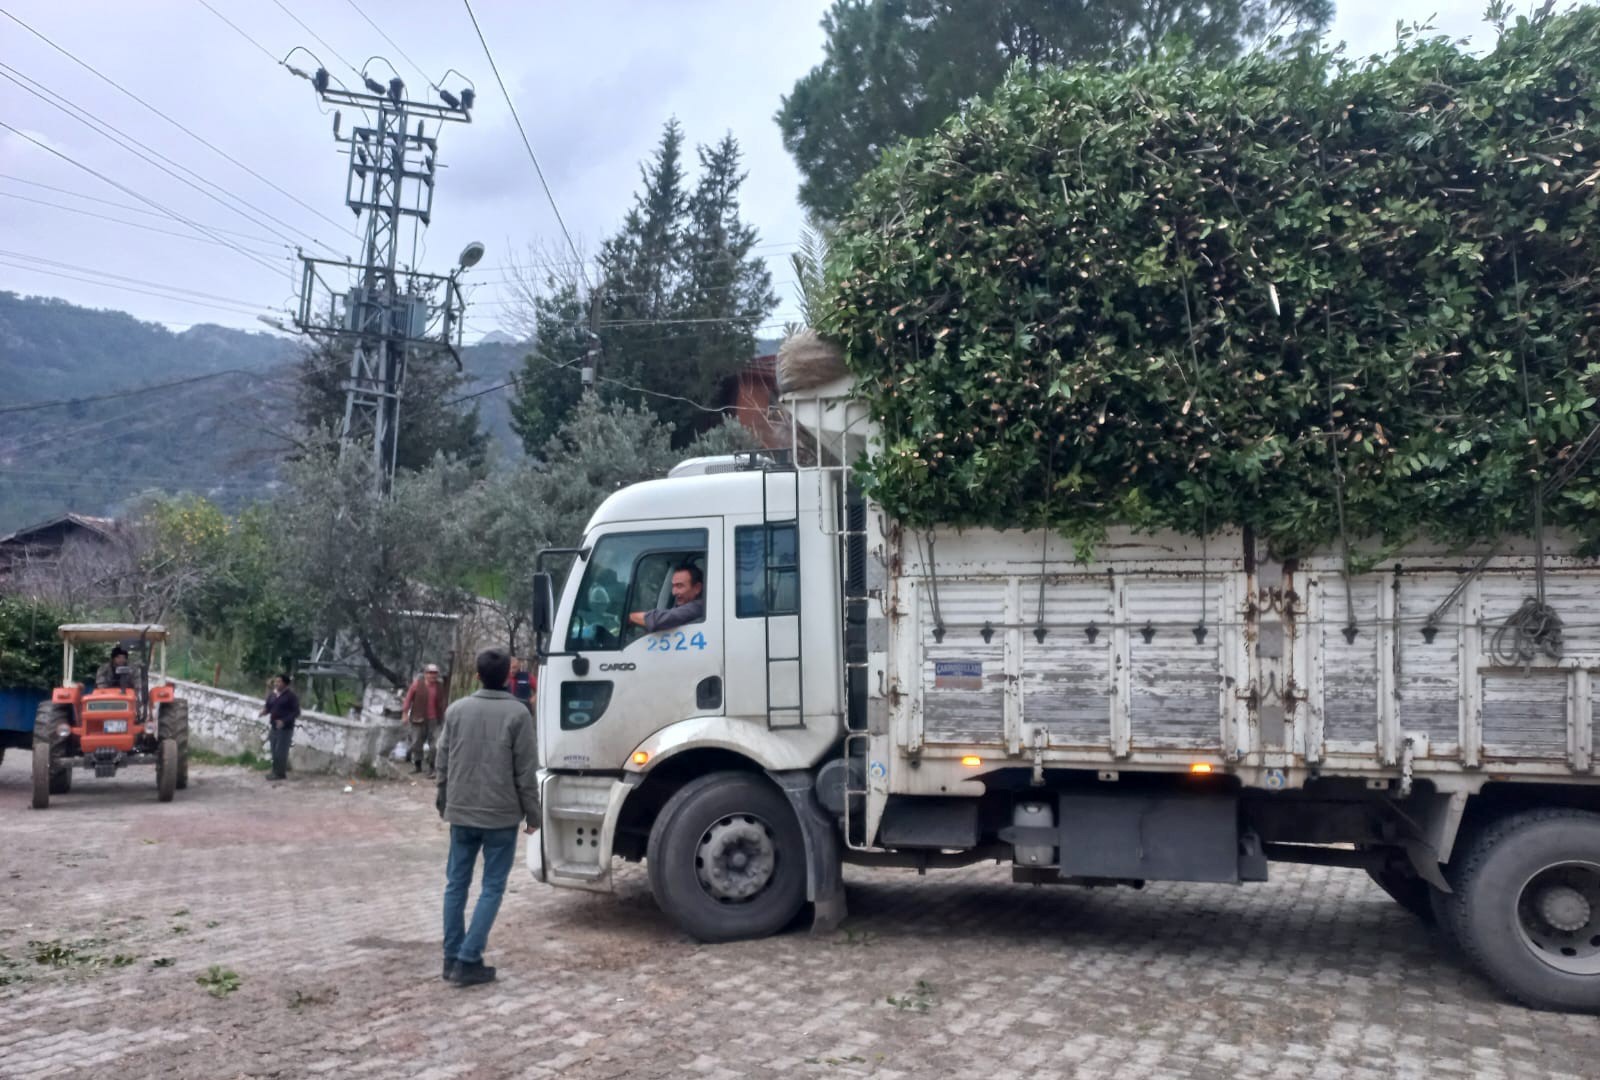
[
  {"xmin": 160, "ymin": 701, "xmax": 190, "ymax": 790},
  {"xmin": 33, "ymin": 700, "xmax": 69, "ymax": 744},
  {"xmin": 156, "ymin": 737, "xmax": 178, "ymax": 803},
  {"xmin": 31, "ymin": 741, "xmax": 50, "ymax": 810},
  {"xmin": 48, "ymin": 764, "xmax": 72, "ymax": 795}
]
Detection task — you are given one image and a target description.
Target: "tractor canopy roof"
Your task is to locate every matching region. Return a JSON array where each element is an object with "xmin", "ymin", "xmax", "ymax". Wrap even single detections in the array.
[{"xmin": 58, "ymin": 623, "xmax": 169, "ymax": 644}]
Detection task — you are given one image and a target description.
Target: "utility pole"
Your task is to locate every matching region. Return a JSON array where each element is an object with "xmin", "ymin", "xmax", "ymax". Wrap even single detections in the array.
[{"xmin": 287, "ymin": 63, "xmax": 481, "ymax": 490}]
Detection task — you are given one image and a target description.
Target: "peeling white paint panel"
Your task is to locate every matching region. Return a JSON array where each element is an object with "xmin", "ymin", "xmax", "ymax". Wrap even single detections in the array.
[
  {"xmin": 919, "ymin": 579, "xmax": 1006, "ymax": 745},
  {"xmin": 1125, "ymin": 577, "xmax": 1226, "ymax": 751},
  {"xmin": 1019, "ymin": 579, "xmax": 1114, "ymax": 748}
]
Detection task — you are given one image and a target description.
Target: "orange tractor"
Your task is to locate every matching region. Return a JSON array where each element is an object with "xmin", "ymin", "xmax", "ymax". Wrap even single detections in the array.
[{"xmin": 32, "ymin": 624, "xmax": 189, "ymax": 809}]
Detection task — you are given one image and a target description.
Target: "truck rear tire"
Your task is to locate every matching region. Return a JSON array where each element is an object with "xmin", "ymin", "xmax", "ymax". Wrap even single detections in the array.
[
  {"xmin": 1450, "ymin": 809, "xmax": 1600, "ymax": 1011},
  {"xmin": 156, "ymin": 737, "xmax": 178, "ymax": 803},
  {"xmin": 160, "ymin": 701, "xmax": 190, "ymax": 790},
  {"xmin": 1365, "ymin": 863, "xmax": 1436, "ymax": 924},
  {"xmin": 31, "ymin": 741, "xmax": 50, "ymax": 810},
  {"xmin": 646, "ymin": 771, "xmax": 807, "ymax": 943}
]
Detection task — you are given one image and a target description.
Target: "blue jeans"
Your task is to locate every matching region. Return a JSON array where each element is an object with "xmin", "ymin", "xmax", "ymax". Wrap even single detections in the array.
[{"xmin": 442, "ymin": 824, "xmax": 518, "ymax": 965}]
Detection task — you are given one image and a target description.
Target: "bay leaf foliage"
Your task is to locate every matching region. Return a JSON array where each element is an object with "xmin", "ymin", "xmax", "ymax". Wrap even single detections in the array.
[{"xmin": 821, "ymin": 7, "xmax": 1600, "ymax": 555}]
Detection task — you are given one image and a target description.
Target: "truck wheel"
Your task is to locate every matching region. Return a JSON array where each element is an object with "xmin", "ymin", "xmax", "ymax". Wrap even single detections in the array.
[
  {"xmin": 1365, "ymin": 863, "xmax": 1436, "ymax": 924},
  {"xmin": 646, "ymin": 771, "xmax": 807, "ymax": 943},
  {"xmin": 1451, "ymin": 809, "xmax": 1600, "ymax": 1011},
  {"xmin": 31, "ymin": 741, "xmax": 50, "ymax": 810},
  {"xmin": 156, "ymin": 738, "xmax": 178, "ymax": 803},
  {"xmin": 160, "ymin": 701, "xmax": 190, "ymax": 790}
]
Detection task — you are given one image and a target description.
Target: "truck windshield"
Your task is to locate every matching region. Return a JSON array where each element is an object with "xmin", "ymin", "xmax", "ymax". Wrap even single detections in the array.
[{"xmin": 565, "ymin": 528, "xmax": 706, "ymax": 652}]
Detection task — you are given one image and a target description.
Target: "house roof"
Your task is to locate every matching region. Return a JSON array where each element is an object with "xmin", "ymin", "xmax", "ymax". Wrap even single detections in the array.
[{"xmin": 0, "ymin": 512, "xmax": 118, "ymax": 547}]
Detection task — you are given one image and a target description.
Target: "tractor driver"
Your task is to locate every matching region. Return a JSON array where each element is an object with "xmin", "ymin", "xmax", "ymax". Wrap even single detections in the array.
[{"xmin": 95, "ymin": 647, "xmax": 131, "ymax": 690}]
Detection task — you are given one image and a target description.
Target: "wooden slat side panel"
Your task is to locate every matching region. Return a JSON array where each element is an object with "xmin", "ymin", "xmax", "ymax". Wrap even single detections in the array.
[
  {"xmin": 1395, "ymin": 576, "xmax": 1463, "ymax": 754},
  {"xmin": 1321, "ymin": 579, "xmax": 1383, "ymax": 748},
  {"xmin": 1019, "ymin": 580, "xmax": 1114, "ymax": 747},
  {"xmin": 919, "ymin": 580, "xmax": 1006, "ymax": 744},
  {"xmin": 1482, "ymin": 671, "xmax": 1567, "ymax": 759},
  {"xmin": 1124, "ymin": 578, "xmax": 1226, "ymax": 750}
]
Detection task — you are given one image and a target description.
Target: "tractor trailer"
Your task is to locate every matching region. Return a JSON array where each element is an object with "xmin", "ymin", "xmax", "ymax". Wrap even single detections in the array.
[{"xmin": 527, "ymin": 382, "xmax": 1600, "ymax": 1012}]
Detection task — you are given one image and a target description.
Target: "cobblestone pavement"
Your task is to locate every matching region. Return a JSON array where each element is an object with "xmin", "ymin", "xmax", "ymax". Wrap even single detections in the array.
[{"xmin": 2, "ymin": 755, "xmax": 1597, "ymax": 1080}]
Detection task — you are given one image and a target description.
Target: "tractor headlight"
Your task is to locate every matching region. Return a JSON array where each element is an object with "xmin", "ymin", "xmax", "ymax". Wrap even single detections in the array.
[{"xmin": 57, "ymin": 723, "xmax": 72, "ymax": 738}]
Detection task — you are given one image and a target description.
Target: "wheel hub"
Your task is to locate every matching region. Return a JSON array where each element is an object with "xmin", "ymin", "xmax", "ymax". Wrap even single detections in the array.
[
  {"xmin": 1538, "ymin": 885, "xmax": 1593, "ymax": 933},
  {"xmin": 1516, "ymin": 860, "xmax": 1600, "ymax": 976},
  {"xmin": 695, "ymin": 814, "xmax": 776, "ymax": 903}
]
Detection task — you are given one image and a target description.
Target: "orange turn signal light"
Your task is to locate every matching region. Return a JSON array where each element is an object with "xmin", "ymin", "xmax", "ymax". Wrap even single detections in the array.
[
  {"xmin": 960, "ymin": 755, "xmax": 982, "ymax": 767},
  {"xmin": 631, "ymin": 751, "xmax": 649, "ymax": 766},
  {"xmin": 1190, "ymin": 762, "xmax": 1214, "ymax": 774}
]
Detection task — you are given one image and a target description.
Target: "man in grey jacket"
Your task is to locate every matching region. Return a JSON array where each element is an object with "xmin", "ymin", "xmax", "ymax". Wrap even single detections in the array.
[{"xmin": 435, "ymin": 647, "xmax": 539, "ymax": 987}]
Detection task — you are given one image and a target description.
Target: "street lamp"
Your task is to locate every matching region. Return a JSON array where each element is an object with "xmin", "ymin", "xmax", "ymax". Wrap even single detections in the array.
[{"xmin": 457, "ymin": 241, "xmax": 485, "ymax": 270}]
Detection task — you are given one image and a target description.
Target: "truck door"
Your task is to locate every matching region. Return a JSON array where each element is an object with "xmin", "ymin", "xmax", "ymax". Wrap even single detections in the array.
[{"xmin": 544, "ymin": 523, "xmax": 724, "ymax": 771}]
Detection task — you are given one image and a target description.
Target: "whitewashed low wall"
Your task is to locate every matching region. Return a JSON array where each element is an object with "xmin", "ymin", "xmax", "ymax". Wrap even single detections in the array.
[{"xmin": 171, "ymin": 680, "xmax": 408, "ymax": 775}]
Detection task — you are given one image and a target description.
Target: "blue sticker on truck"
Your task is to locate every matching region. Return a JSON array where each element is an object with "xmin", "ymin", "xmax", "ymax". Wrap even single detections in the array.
[{"xmin": 933, "ymin": 660, "xmax": 984, "ymax": 690}]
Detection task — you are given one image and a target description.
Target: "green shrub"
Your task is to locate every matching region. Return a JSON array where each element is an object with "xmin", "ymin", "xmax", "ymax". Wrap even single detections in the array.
[{"xmin": 825, "ymin": 7, "xmax": 1600, "ymax": 555}]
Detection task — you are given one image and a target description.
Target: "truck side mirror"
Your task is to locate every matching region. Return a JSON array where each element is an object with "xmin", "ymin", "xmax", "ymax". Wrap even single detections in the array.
[{"xmin": 531, "ymin": 572, "xmax": 555, "ymax": 637}]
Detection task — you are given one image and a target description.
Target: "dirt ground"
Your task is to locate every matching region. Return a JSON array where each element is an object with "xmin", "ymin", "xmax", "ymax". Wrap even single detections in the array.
[{"xmin": 2, "ymin": 755, "xmax": 1597, "ymax": 1079}]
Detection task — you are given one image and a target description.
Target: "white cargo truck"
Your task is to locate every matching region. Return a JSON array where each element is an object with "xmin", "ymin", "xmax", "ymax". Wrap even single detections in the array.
[{"xmin": 528, "ymin": 379, "xmax": 1600, "ymax": 1011}]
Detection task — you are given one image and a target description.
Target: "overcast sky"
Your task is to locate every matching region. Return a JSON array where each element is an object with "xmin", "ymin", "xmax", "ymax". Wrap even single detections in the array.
[{"xmin": 0, "ymin": 1, "xmax": 1498, "ymax": 343}]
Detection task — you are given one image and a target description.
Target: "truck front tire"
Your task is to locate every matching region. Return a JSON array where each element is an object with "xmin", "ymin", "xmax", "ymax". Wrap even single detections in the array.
[
  {"xmin": 1449, "ymin": 809, "xmax": 1600, "ymax": 1011},
  {"xmin": 646, "ymin": 771, "xmax": 807, "ymax": 943}
]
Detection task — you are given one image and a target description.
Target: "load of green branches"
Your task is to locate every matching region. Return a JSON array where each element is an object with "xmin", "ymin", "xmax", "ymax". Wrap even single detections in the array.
[{"xmin": 819, "ymin": 6, "xmax": 1600, "ymax": 555}]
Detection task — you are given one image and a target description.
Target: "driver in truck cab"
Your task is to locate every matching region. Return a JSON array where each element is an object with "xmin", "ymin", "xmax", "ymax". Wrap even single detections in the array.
[
  {"xmin": 628, "ymin": 564, "xmax": 705, "ymax": 633},
  {"xmin": 95, "ymin": 647, "xmax": 130, "ymax": 689}
]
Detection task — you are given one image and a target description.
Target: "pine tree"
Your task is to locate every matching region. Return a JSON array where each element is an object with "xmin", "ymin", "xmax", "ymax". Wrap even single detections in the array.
[{"xmin": 509, "ymin": 120, "xmax": 777, "ymax": 449}]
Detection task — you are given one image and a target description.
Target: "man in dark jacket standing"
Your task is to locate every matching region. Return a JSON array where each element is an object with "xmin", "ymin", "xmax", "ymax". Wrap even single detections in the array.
[
  {"xmin": 258, "ymin": 674, "xmax": 300, "ymax": 781},
  {"xmin": 435, "ymin": 648, "xmax": 539, "ymax": 986}
]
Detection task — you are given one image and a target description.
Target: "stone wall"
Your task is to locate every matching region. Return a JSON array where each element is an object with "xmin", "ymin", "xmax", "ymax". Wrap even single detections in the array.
[{"xmin": 171, "ymin": 679, "xmax": 409, "ymax": 775}]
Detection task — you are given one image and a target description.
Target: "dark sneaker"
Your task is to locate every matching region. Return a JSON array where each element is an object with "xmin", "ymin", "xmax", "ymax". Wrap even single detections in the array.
[
  {"xmin": 425, "ymin": 769, "xmax": 436, "ymax": 779},
  {"xmin": 442, "ymin": 958, "xmax": 458, "ymax": 982},
  {"xmin": 453, "ymin": 960, "xmax": 496, "ymax": 986}
]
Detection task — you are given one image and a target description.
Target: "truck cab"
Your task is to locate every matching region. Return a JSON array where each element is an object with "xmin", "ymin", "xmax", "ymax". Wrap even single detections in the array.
[{"xmin": 533, "ymin": 455, "xmax": 848, "ymax": 937}]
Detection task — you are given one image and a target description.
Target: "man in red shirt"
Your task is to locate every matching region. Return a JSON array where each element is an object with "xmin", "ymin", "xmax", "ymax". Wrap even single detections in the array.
[{"xmin": 402, "ymin": 663, "xmax": 447, "ymax": 777}]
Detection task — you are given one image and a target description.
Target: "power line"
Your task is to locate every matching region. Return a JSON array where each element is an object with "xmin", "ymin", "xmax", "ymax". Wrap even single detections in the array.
[
  {"xmin": 462, "ymin": 0, "xmax": 590, "ymax": 293},
  {"xmin": 191, "ymin": 0, "xmax": 276, "ymax": 62},
  {"xmin": 270, "ymin": 0, "xmax": 362, "ymax": 79},
  {"xmin": 0, "ymin": 174, "xmax": 288, "ymax": 244},
  {"xmin": 0, "ymin": 191, "xmax": 284, "ymax": 258},
  {"xmin": 0, "ymin": 249, "xmax": 277, "ymax": 310},
  {"xmin": 0, "ymin": 258, "xmax": 275, "ymax": 319},
  {"xmin": 0, "ymin": 63, "xmax": 316, "ymax": 257},
  {"xmin": 0, "ymin": 120, "xmax": 288, "ymax": 277},
  {"xmin": 3, "ymin": 6, "xmax": 356, "ymax": 251},
  {"xmin": 343, "ymin": 0, "xmax": 430, "ymax": 85},
  {"xmin": 0, "ymin": 368, "xmax": 260, "ymax": 417}
]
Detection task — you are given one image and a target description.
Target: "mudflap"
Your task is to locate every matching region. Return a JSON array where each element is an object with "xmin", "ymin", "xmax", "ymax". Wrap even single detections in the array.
[{"xmin": 770, "ymin": 769, "xmax": 847, "ymax": 934}]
